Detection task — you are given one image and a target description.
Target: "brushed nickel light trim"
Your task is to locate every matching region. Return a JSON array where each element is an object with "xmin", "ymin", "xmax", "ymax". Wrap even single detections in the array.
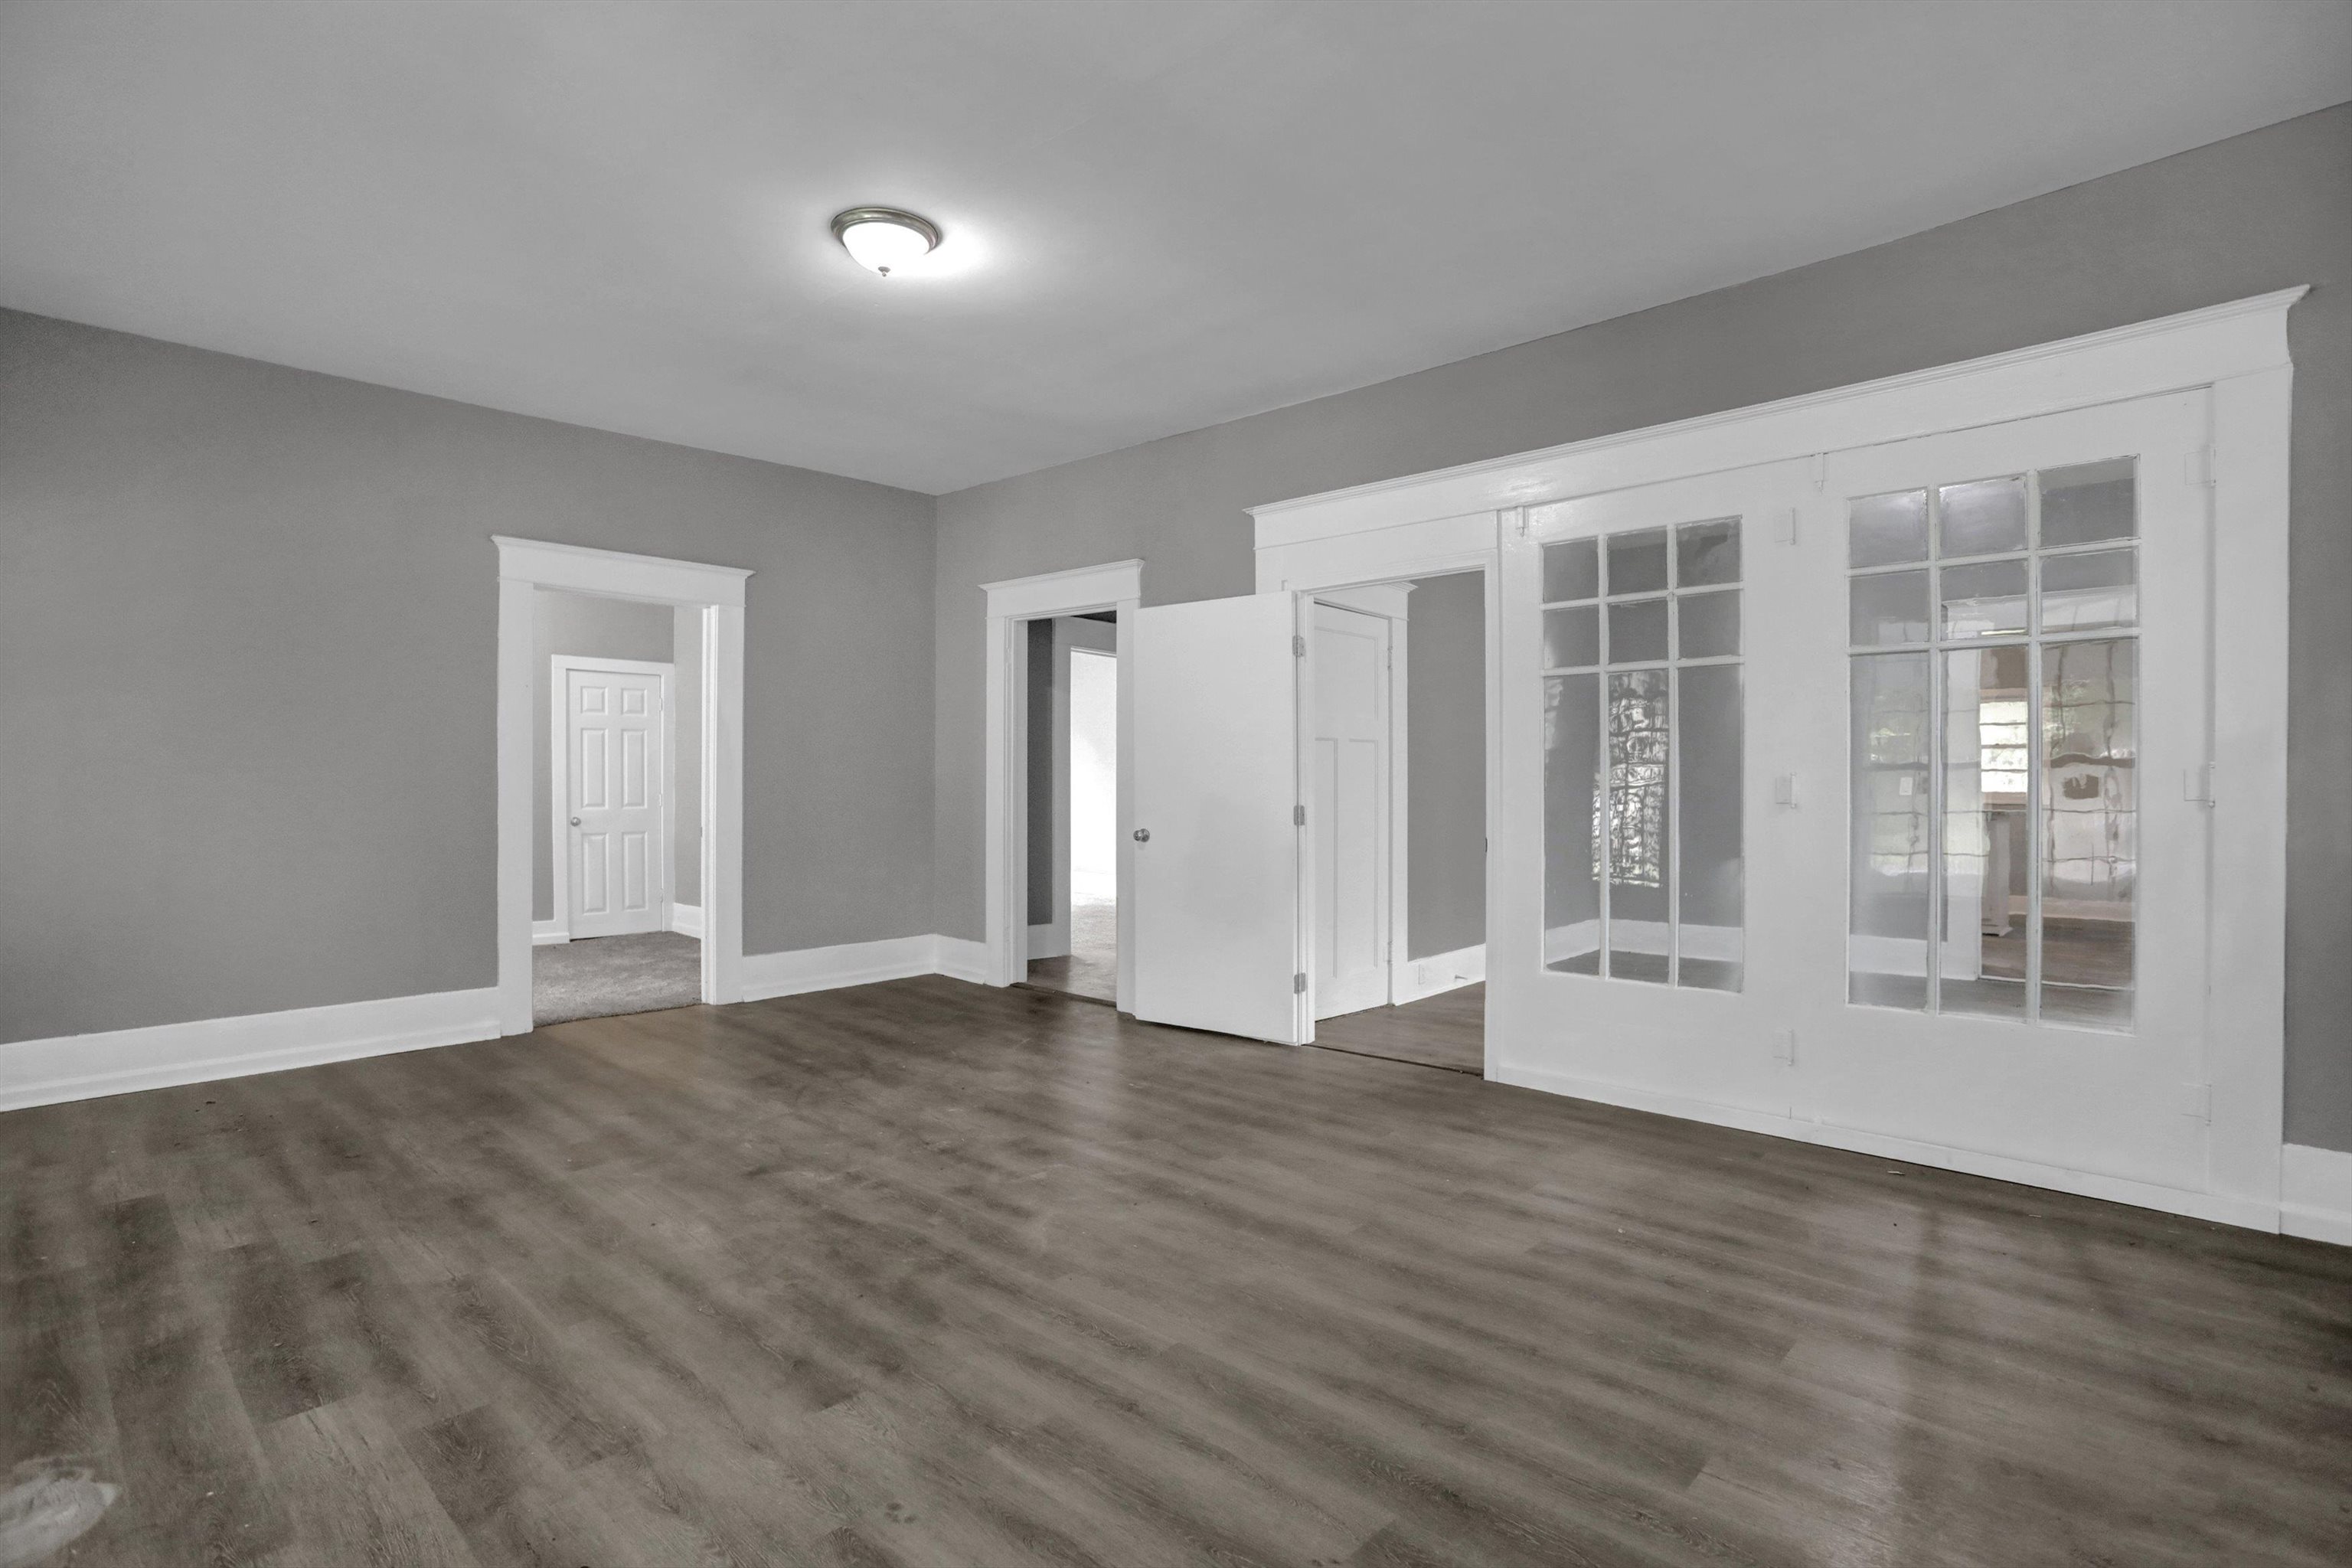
[{"xmin": 829, "ymin": 207, "xmax": 941, "ymax": 276}]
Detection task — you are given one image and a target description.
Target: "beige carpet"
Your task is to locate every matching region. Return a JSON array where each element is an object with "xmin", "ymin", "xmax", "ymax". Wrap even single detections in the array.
[{"xmin": 533, "ymin": 931, "xmax": 701, "ymax": 1025}]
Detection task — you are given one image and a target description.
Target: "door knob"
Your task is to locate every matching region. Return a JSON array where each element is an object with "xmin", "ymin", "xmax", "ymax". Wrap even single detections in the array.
[
  {"xmin": 570, "ymin": 816, "xmax": 582, "ymax": 826},
  {"xmin": 1132, "ymin": 828, "xmax": 1150, "ymax": 842}
]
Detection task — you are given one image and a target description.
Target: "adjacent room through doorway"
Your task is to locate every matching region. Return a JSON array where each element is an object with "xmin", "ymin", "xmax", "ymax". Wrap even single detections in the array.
[
  {"xmin": 1304, "ymin": 570, "xmax": 1488, "ymax": 1073},
  {"xmin": 1025, "ymin": 612, "xmax": 1119, "ymax": 1002},
  {"xmin": 531, "ymin": 585, "xmax": 704, "ymax": 1025}
]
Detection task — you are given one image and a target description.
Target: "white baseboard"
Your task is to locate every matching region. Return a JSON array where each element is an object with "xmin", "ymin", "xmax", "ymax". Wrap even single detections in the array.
[
  {"xmin": 1495, "ymin": 1053, "xmax": 2285, "ymax": 1241},
  {"xmin": 0, "ymin": 988, "xmax": 503, "ymax": 1114},
  {"xmin": 1027, "ymin": 921, "xmax": 1070, "ymax": 960},
  {"xmin": 1394, "ymin": 942, "xmax": 1485, "ymax": 1004},
  {"xmin": 670, "ymin": 903, "xmax": 704, "ymax": 939},
  {"xmin": 531, "ymin": 920, "xmax": 570, "ymax": 946},
  {"xmin": 1492, "ymin": 1059, "xmax": 2291, "ymax": 1234},
  {"xmin": 935, "ymin": 936, "xmax": 990, "ymax": 984},
  {"xmin": 2282, "ymin": 1143, "xmax": 2352, "ymax": 1246}
]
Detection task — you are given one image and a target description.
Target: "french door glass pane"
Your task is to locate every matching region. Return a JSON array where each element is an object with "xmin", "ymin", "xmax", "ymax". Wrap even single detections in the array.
[
  {"xmin": 1677, "ymin": 664, "xmax": 1743, "ymax": 991},
  {"xmin": 1606, "ymin": 669, "xmax": 1671, "ymax": 982},
  {"xmin": 1677, "ymin": 590, "xmax": 1740, "ymax": 658},
  {"xmin": 1609, "ymin": 598, "xmax": 1668, "ymax": 662},
  {"xmin": 1608, "ymin": 529, "xmax": 1670, "ymax": 595},
  {"xmin": 1940, "ymin": 647, "xmax": 2030, "ymax": 1021},
  {"xmin": 1544, "ymin": 538, "xmax": 1599, "ymax": 603},
  {"xmin": 1851, "ymin": 489, "xmax": 1929, "ymax": 567},
  {"xmin": 1676, "ymin": 518, "xmax": 1741, "ymax": 586},
  {"xmin": 2040, "ymin": 459, "xmax": 2136, "ymax": 547},
  {"xmin": 1851, "ymin": 570, "xmax": 1929, "ymax": 647},
  {"xmin": 1543, "ymin": 673, "xmax": 1602, "ymax": 975},
  {"xmin": 1850, "ymin": 653, "xmax": 1932, "ymax": 1010},
  {"xmin": 1940, "ymin": 558, "xmax": 2030, "ymax": 640},
  {"xmin": 2040, "ymin": 548, "xmax": 2137, "ymax": 632},
  {"xmin": 1937, "ymin": 475, "xmax": 2029, "ymax": 557},
  {"xmin": 2040, "ymin": 639, "xmax": 2136, "ymax": 1028},
  {"xmin": 1543, "ymin": 606, "xmax": 1599, "ymax": 668}
]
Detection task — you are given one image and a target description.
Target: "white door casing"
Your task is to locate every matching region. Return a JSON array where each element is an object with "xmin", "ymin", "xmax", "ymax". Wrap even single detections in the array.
[
  {"xmin": 562, "ymin": 658, "xmax": 668, "ymax": 939},
  {"xmin": 495, "ymin": 535, "xmax": 750, "ymax": 1034},
  {"xmin": 1129, "ymin": 592, "xmax": 1310, "ymax": 1044},
  {"xmin": 982, "ymin": 560, "xmax": 1142, "ymax": 1003},
  {"xmin": 1312, "ymin": 601, "xmax": 1391, "ymax": 1018}
]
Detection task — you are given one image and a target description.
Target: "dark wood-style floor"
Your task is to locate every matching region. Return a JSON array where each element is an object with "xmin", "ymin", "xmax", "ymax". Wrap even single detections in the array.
[
  {"xmin": 5, "ymin": 976, "xmax": 2348, "ymax": 1566},
  {"xmin": 1313, "ymin": 984, "xmax": 1485, "ymax": 1074}
]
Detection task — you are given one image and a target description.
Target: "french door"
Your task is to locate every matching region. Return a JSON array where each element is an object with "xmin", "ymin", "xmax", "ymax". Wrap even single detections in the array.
[{"xmin": 1495, "ymin": 389, "xmax": 2216, "ymax": 1195}]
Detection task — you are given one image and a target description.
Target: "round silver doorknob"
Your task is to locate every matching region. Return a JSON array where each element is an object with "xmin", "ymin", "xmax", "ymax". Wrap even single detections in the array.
[
  {"xmin": 1132, "ymin": 828, "xmax": 1150, "ymax": 842},
  {"xmin": 570, "ymin": 816, "xmax": 582, "ymax": 826}
]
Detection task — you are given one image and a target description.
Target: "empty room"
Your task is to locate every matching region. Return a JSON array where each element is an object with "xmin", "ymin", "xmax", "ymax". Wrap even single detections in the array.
[{"xmin": 4, "ymin": 3, "xmax": 2350, "ymax": 1565}]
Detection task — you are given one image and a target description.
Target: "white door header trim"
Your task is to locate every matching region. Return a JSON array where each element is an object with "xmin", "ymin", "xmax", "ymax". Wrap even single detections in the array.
[
  {"xmin": 1250, "ymin": 287, "xmax": 2305, "ymax": 547},
  {"xmin": 495, "ymin": 534, "xmax": 753, "ymax": 606},
  {"xmin": 983, "ymin": 559, "xmax": 1144, "ymax": 620}
]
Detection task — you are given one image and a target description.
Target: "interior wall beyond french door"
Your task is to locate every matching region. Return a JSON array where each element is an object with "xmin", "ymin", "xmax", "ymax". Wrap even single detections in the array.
[{"xmin": 1491, "ymin": 388, "xmax": 2216, "ymax": 1200}]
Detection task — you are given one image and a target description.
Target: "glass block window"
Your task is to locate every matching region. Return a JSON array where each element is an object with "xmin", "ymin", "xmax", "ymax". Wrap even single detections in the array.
[
  {"xmin": 1846, "ymin": 459, "xmax": 2138, "ymax": 1029},
  {"xmin": 1542, "ymin": 518, "xmax": 1743, "ymax": 991}
]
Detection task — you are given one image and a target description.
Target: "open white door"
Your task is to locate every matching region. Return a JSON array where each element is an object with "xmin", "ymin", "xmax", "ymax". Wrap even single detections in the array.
[{"xmin": 1130, "ymin": 593, "xmax": 1309, "ymax": 1044}]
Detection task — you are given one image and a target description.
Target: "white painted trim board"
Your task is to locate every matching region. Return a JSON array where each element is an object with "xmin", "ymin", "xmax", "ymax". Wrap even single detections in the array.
[{"xmin": 0, "ymin": 988, "xmax": 504, "ymax": 1113}]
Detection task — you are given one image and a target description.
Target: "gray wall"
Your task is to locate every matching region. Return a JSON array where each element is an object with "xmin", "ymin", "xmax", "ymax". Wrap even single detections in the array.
[
  {"xmin": 1, "ymin": 310, "xmax": 936, "ymax": 1043},
  {"xmin": 933, "ymin": 103, "xmax": 2352, "ymax": 1151},
  {"xmin": 530, "ymin": 589, "xmax": 679, "ymax": 925},
  {"xmin": 1406, "ymin": 573, "xmax": 1485, "ymax": 959}
]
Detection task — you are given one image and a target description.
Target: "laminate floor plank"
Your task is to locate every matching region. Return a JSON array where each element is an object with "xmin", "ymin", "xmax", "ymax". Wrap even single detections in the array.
[{"xmin": 3, "ymin": 974, "xmax": 2347, "ymax": 1566}]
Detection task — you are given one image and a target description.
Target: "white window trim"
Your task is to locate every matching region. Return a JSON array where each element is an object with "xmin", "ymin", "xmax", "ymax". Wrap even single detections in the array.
[
  {"xmin": 982, "ymin": 560, "xmax": 1143, "ymax": 998},
  {"xmin": 495, "ymin": 536, "xmax": 751, "ymax": 1033},
  {"xmin": 1250, "ymin": 287, "xmax": 2303, "ymax": 1227}
]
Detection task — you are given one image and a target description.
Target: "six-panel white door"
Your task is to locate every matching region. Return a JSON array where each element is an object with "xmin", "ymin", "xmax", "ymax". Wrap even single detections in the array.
[
  {"xmin": 567, "ymin": 665, "xmax": 667, "ymax": 939},
  {"xmin": 1312, "ymin": 601, "xmax": 1391, "ymax": 1019}
]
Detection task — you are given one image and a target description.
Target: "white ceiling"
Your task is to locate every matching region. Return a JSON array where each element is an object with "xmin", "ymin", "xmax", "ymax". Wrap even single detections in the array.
[{"xmin": 6, "ymin": 1, "xmax": 2349, "ymax": 495}]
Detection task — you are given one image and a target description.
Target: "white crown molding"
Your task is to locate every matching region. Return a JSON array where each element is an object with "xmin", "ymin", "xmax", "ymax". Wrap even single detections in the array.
[
  {"xmin": 982, "ymin": 558, "xmax": 1142, "ymax": 620},
  {"xmin": 1250, "ymin": 287, "xmax": 2307, "ymax": 547},
  {"xmin": 495, "ymin": 534, "xmax": 753, "ymax": 606},
  {"xmin": 0, "ymin": 988, "xmax": 502, "ymax": 1113}
]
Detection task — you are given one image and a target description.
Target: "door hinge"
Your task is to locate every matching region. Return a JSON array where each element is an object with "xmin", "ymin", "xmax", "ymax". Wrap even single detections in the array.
[
  {"xmin": 1293, "ymin": 634, "xmax": 1307, "ymax": 658},
  {"xmin": 1294, "ymin": 972, "xmax": 1308, "ymax": 995},
  {"xmin": 2179, "ymin": 1082, "xmax": 2213, "ymax": 1122},
  {"xmin": 1293, "ymin": 803, "xmax": 1306, "ymax": 826},
  {"xmin": 2185, "ymin": 446, "xmax": 2216, "ymax": 488}
]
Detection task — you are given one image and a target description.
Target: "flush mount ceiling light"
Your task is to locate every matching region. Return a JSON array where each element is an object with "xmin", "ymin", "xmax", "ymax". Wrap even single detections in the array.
[{"xmin": 831, "ymin": 207, "xmax": 940, "ymax": 276}]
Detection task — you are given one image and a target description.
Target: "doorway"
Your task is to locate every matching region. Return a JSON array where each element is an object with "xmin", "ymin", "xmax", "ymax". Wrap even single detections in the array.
[
  {"xmin": 982, "ymin": 559, "xmax": 1141, "ymax": 1007},
  {"xmin": 495, "ymin": 536, "xmax": 750, "ymax": 1036},
  {"xmin": 534, "ymin": 590, "xmax": 698, "ymax": 1024},
  {"xmin": 1025, "ymin": 617, "xmax": 1120, "ymax": 1003},
  {"xmin": 1306, "ymin": 574, "xmax": 1487, "ymax": 1073},
  {"xmin": 1123, "ymin": 564, "xmax": 1493, "ymax": 1068}
]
